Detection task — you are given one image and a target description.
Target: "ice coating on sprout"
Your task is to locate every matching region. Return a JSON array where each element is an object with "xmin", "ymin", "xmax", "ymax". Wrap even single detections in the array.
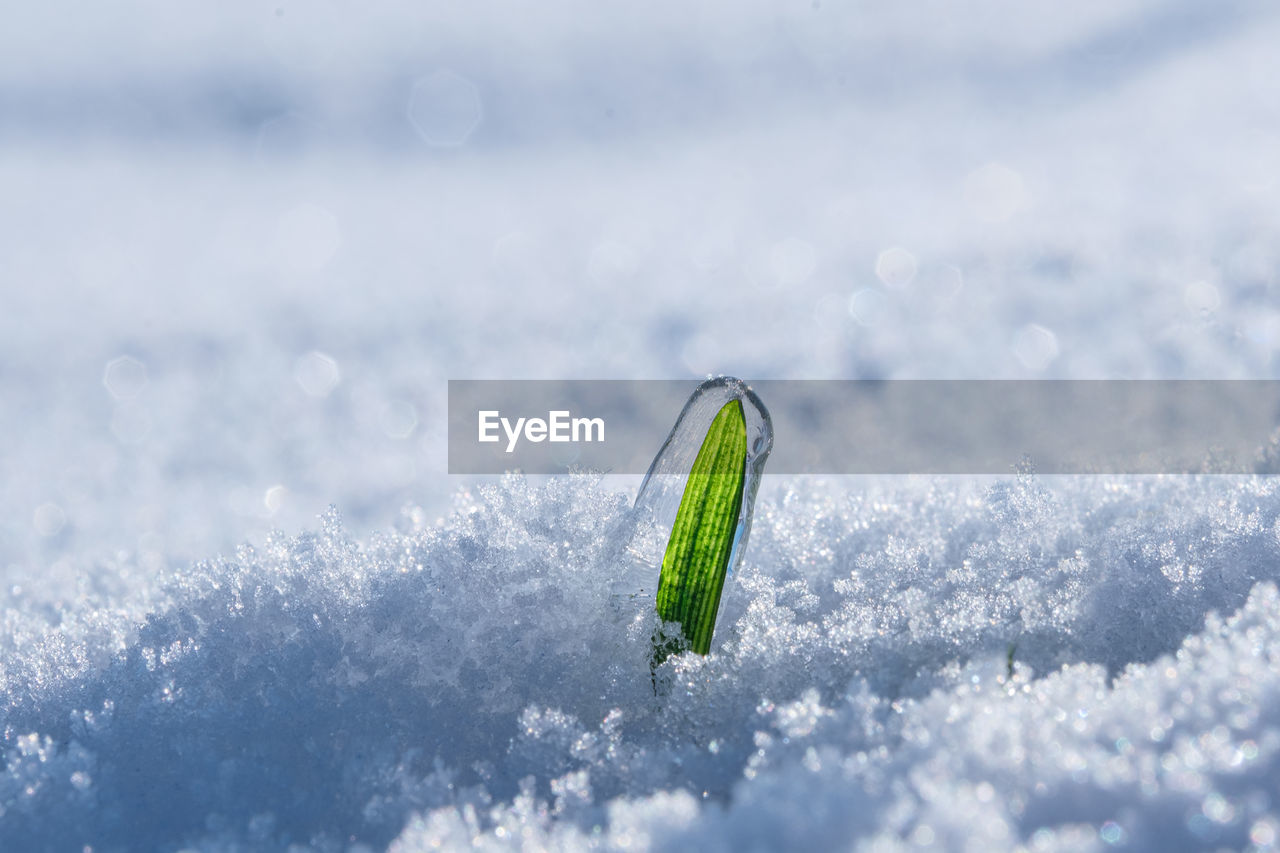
[{"xmin": 633, "ymin": 377, "xmax": 774, "ymax": 584}]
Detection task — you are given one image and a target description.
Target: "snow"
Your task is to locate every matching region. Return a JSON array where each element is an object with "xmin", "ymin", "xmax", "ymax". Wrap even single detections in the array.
[
  {"xmin": 6, "ymin": 477, "xmax": 1280, "ymax": 850},
  {"xmin": 4, "ymin": 0, "xmax": 1280, "ymax": 850}
]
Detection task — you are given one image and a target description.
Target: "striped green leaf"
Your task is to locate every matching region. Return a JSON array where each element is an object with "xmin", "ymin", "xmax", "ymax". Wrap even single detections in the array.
[{"xmin": 653, "ymin": 398, "xmax": 747, "ymax": 661}]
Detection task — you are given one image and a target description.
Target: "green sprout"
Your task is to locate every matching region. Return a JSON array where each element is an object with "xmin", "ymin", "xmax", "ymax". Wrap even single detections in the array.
[{"xmin": 652, "ymin": 398, "xmax": 748, "ymax": 667}]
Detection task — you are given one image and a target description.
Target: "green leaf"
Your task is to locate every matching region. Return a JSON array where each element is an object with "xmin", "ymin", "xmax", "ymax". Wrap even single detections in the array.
[{"xmin": 653, "ymin": 398, "xmax": 747, "ymax": 661}]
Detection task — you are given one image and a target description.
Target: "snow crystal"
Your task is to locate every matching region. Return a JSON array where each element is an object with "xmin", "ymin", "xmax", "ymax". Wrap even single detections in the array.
[{"xmin": 5, "ymin": 474, "xmax": 1280, "ymax": 849}]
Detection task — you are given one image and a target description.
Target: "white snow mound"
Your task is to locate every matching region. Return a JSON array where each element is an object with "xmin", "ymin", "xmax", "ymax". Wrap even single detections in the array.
[{"xmin": 4, "ymin": 473, "xmax": 1280, "ymax": 850}]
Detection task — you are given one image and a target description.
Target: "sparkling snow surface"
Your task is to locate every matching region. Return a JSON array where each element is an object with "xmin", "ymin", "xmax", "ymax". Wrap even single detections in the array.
[{"xmin": 4, "ymin": 1, "xmax": 1280, "ymax": 850}]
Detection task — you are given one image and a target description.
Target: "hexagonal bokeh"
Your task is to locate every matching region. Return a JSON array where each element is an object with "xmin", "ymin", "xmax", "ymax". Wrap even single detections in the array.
[
  {"xmin": 294, "ymin": 350, "xmax": 341, "ymax": 398},
  {"xmin": 103, "ymin": 355, "xmax": 148, "ymax": 400},
  {"xmin": 406, "ymin": 70, "xmax": 483, "ymax": 147}
]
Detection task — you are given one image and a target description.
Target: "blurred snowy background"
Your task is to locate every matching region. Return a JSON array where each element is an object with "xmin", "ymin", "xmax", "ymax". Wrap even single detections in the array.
[{"xmin": 4, "ymin": 0, "xmax": 1280, "ymax": 850}]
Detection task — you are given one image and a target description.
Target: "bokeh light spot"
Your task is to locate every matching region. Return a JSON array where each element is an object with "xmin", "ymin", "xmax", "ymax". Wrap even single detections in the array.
[
  {"xmin": 1012, "ymin": 323, "xmax": 1059, "ymax": 371},
  {"xmin": 103, "ymin": 356, "xmax": 148, "ymax": 400},
  {"xmin": 380, "ymin": 401, "xmax": 418, "ymax": 439},
  {"xmin": 1099, "ymin": 821, "xmax": 1125, "ymax": 845},
  {"xmin": 294, "ymin": 351, "xmax": 341, "ymax": 398},
  {"xmin": 407, "ymin": 70, "xmax": 483, "ymax": 147},
  {"xmin": 1184, "ymin": 280, "xmax": 1221, "ymax": 315},
  {"xmin": 875, "ymin": 247, "xmax": 918, "ymax": 289},
  {"xmin": 33, "ymin": 503, "xmax": 66, "ymax": 538},
  {"xmin": 848, "ymin": 288, "xmax": 887, "ymax": 327},
  {"xmin": 264, "ymin": 485, "xmax": 287, "ymax": 515}
]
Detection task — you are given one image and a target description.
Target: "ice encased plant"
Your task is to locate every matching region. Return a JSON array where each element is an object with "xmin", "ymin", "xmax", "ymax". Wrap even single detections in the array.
[{"xmin": 632, "ymin": 377, "xmax": 773, "ymax": 665}]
